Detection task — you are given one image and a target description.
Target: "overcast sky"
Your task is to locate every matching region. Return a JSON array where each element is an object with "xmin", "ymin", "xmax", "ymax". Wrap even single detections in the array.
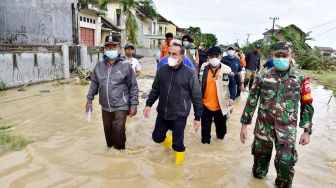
[{"xmin": 153, "ymin": 0, "xmax": 336, "ymax": 49}]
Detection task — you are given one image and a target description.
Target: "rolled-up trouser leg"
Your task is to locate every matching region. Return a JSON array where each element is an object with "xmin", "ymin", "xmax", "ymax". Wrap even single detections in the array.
[
  {"xmin": 111, "ymin": 110, "xmax": 128, "ymax": 150},
  {"xmin": 244, "ymin": 69, "xmax": 252, "ymax": 89},
  {"xmin": 252, "ymin": 136, "xmax": 273, "ymax": 178},
  {"xmin": 213, "ymin": 110, "xmax": 227, "ymax": 139},
  {"xmin": 274, "ymin": 142, "xmax": 297, "ymax": 188},
  {"xmin": 249, "ymin": 71, "xmax": 256, "ymax": 91},
  {"xmin": 102, "ymin": 110, "xmax": 115, "ymax": 148}
]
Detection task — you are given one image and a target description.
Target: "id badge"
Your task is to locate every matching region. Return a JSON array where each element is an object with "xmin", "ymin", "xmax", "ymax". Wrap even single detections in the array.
[{"xmin": 223, "ymin": 74, "xmax": 229, "ymax": 81}]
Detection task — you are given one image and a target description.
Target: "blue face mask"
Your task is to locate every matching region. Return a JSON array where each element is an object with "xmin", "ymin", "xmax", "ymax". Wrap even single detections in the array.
[
  {"xmin": 105, "ymin": 50, "xmax": 119, "ymax": 59},
  {"xmin": 190, "ymin": 49, "xmax": 196, "ymax": 56},
  {"xmin": 182, "ymin": 41, "xmax": 189, "ymax": 47},
  {"xmin": 227, "ymin": 50, "xmax": 235, "ymax": 56},
  {"xmin": 273, "ymin": 58, "xmax": 290, "ymax": 70}
]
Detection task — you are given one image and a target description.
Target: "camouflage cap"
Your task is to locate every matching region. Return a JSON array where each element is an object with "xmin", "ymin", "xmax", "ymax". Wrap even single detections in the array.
[{"xmin": 272, "ymin": 41, "xmax": 292, "ymax": 55}]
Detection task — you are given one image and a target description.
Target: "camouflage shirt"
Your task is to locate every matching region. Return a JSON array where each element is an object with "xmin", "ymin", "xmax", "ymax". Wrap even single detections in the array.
[{"xmin": 241, "ymin": 65, "xmax": 314, "ymax": 144}]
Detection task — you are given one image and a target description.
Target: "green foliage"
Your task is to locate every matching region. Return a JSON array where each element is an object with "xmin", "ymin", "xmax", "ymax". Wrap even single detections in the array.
[
  {"xmin": 186, "ymin": 26, "xmax": 218, "ymax": 48},
  {"xmin": 0, "ymin": 120, "xmax": 32, "ymax": 155},
  {"xmin": 274, "ymin": 26, "xmax": 336, "ymax": 71},
  {"xmin": 0, "ymin": 81, "xmax": 6, "ymax": 91},
  {"xmin": 137, "ymin": 0, "xmax": 157, "ymax": 19},
  {"xmin": 242, "ymin": 26, "xmax": 336, "ymax": 71},
  {"xmin": 77, "ymin": 67, "xmax": 92, "ymax": 86},
  {"xmin": 98, "ymin": 0, "xmax": 157, "ymax": 44}
]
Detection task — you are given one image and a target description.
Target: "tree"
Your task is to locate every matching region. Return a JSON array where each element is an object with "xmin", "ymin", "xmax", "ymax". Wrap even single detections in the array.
[
  {"xmin": 186, "ymin": 26, "xmax": 218, "ymax": 48},
  {"xmin": 98, "ymin": 0, "xmax": 157, "ymax": 44}
]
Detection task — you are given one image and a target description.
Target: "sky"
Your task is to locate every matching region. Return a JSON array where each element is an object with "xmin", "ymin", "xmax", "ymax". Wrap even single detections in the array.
[{"xmin": 152, "ymin": 0, "xmax": 336, "ymax": 49}]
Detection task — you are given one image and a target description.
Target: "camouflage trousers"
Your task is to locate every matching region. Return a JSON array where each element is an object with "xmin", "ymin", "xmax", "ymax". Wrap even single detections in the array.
[{"xmin": 252, "ymin": 136, "xmax": 298, "ymax": 188}]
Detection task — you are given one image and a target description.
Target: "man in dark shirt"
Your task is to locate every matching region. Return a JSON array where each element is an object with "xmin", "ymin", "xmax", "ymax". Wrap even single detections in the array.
[
  {"xmin": 244, "ymin": 44, "xmax": 261, "ymax": 91},
  {"xmin": 198, "ymin": 42, "xmax": 207, "ymax": 73},
  {"xmin": 221, "ymin": 45, "xmax": 243, "ymax": 98}
]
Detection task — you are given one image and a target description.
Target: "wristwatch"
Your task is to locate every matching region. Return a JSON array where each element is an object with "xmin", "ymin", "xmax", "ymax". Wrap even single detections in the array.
[{"xmin": 304, "ymin": 128, "xmax": 312, "ymax": 135}]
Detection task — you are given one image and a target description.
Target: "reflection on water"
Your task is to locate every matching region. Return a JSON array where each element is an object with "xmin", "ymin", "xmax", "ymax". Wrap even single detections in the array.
[{"xmin": 0, "ymin": 63, "xmax": 335, "ymax": 187}]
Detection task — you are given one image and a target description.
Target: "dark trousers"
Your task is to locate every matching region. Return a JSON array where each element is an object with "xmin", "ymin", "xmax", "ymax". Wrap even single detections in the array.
[
  {"xmin": 102, "ymin": 110, "xmax": 128, "ymax": 150},
  {"xmin": 235, "ymin": 74, "xmax": 241, "ymax": 97},
  {"xmin": 152, "ymin": 115, "xmax": 187, "ymax": 152},
  {"xmin": 201, "ymin": 106, "xmax": 227, "ymax": 144},
  {"xmin": 252, "ymin": 136, "xmax": 297, "ymax": 188}
]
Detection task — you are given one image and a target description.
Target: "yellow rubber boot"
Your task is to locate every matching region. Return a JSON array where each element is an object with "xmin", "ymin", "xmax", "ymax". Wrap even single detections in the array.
[
  {"xmin": 160, "ymin": 134, "xmax": 172, "ymax": 148},
  {"xmin": 174, "ymin": 151, "xmax": 185, "ymax": 165}
]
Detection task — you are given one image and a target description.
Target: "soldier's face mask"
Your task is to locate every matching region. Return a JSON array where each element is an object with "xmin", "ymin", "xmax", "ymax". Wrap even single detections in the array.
[{"xmin": 273, "ymin": 58, "xmax": 290, "ymax": 70}]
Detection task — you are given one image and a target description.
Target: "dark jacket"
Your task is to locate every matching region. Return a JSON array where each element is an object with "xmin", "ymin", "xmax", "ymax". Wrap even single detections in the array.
[
  {"xmin": 86, "ymin": 57, "xmax": 139, "ymax": 112},
  {"xmin": 245, "ymin": 51, "xmax": 261, "ymax": 71},
  {"xmin": 146, "ymin": 63, "xmax": 203, "ymax": 120}
]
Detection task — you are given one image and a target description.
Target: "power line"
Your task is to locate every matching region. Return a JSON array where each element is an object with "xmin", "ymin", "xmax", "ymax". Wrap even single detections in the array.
[
  {"xmin": 313, "ymin": 26, "xmax": 336, "ymax": 38},
  {"xmin": 279, "ymin": 0, "xmax": 311, "ymax": 16},
  {"xmin": 307, "ymin": 19, "xmax": 336, "ymax": 30}
]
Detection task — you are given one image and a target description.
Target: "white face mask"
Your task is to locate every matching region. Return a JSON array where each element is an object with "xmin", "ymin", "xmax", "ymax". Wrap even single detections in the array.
[
  {"xmin": 168, "ymin": 57, "xmax": 179, "ymax": 67},
  {"xmin": 209, "ymin": 58, "xmax": 220, "ymax": 67}
]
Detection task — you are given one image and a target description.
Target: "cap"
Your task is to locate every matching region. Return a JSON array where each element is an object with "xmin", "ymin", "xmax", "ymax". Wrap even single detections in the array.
[
  {"xmin": 171, "ymin": 39, "xmax": 182, "ymax": 46},
  {"xmin": 207, "ymin": 46, "xmax": 222, "ymax": 56},
  {"xmin": 186, "ymin": 43, "xmax": 196, "ymax": 49},
  {"xmin": 226, "ymin": 45, "xmax": 236, "ymax": 51},
  {"xmin": 255, "ymin": 44, "xmax": 261, "ymax": 49},
  {"xmin": 272, "ymin": 41, "xmax": 292, "ymax": 55},
  {"xmin": 104, "ymin": 35, "xmax": 120, "ymax": 45},
  {"xmin": 124, "ymin": 42, "xmax": 135, "ymax": 49}
]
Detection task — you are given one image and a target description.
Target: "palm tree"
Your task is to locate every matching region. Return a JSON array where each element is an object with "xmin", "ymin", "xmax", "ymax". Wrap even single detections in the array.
[{"xmin": 98, "ymin": 0, "xmax": 157, "ymax": 44}]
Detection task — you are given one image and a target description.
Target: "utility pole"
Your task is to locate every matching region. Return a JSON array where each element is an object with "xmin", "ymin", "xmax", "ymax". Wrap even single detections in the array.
[
  {"xmin": 246, "ymin": 34, "xmax": 251, "ymax": 44},
  {"xmin": 269, "ymin": 17, "xmax": 279, "ymax": 37}
]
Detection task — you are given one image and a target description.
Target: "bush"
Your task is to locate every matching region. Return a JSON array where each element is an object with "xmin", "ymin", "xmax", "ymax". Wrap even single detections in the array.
[
  {"xmin": 0, "ymin": 120, "xmax": 32, "ymax": 155},
  {"xmin": 0, "ymin": 81, "xmax": 6, "ymax": 91}
]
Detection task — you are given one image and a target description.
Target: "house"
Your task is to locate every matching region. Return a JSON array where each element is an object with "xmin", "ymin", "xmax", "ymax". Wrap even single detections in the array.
[
  {"xmin": 176, "ymin": 27, "xmax": 188, "ymax": 39},
  {"xmin": 316, "ymin": 46, "xmax": 336, "ymax": 57},
  {"xmin": 78, "ymin": 3, "xmax": 120, "ymax": 47},
  {"xmin": 135, "ymin": 7, "xmax": 160, "ymax": 49},
  {"xmin": 157, "ymin": 14, "xmax": 177, "ymax": 47},
  {"xmin": 263, "ymin": 24, "xmax": 306, "ymax": 44}
]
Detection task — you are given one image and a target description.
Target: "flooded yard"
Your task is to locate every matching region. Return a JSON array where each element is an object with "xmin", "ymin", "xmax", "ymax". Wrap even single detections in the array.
[{"xmin": 0, "ymin": 60, "xmax": 335, "ymax": 188}]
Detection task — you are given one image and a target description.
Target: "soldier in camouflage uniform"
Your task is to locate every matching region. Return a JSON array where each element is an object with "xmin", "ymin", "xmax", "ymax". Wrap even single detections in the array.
[{"xmin": 239, "ymin": 41, "xmax": 314, "ymax": 188}]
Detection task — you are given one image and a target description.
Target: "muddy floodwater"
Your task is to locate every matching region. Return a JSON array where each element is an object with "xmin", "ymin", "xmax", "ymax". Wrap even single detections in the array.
[{"xmin": 0, "ymin": 60, "xmax": 335, "ymax": 188}]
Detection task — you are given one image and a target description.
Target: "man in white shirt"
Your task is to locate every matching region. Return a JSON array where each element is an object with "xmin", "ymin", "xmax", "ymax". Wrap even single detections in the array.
[{"xmin": 124, "ymin": 42, "xmax": 141, "ymax": 77}]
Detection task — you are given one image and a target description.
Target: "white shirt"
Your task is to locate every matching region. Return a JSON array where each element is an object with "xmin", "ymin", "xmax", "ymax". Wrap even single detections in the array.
[{"xmin": 126, "ymin": 57, "xmax": 141, "ymax": 73}]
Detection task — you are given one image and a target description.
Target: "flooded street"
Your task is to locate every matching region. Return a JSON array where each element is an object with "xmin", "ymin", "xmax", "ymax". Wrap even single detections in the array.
[{"xmin": 0, "ymin": 60, "xmax": 335, "ymax": 188}]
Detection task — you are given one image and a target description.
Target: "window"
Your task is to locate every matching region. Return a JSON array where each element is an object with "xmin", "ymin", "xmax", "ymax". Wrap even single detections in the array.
[
  {"xmin": 93, "ymin": 19, "xmax": 95, "ymax": 24},
  {"xmin": 90, "ymin": 18, "xmax": 92, "ymax": 23},
  {"xmin": 80, "ymin": 16, "xmax": 82, "ymax": 21},
  {"xmin": 152, "ymin": 22, "xmax": 156, "ymax": 35},
  {"xmin": 84, "ymin": 17, "xmax": 86, "ymax": 22},
  {"xmin": 116, "ymin": 9, "xmax": 121, "ymax": 26},
  {"xmin": 159, "ymin": 26, "xmax": 162, "ymax": 35}
]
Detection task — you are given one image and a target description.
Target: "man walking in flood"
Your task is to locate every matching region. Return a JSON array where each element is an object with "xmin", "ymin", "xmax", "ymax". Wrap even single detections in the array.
[
  {"xmin": 86, "ymin": 35, "xmax": 139, "ymax": 150},
  {"xmin": 199, "ymin": 46, "xmax": 236, "ymax": 144},
  {"xmin": 240, "ymin": 41, "xmax": 314, "ymax": 188},
  {"xmin": 143, "ymin": 42, "xmax": 203, "ymax": 165},
  {"xmin": 244, "ymin": 44, "xmax": 261, "ymax": 91}
]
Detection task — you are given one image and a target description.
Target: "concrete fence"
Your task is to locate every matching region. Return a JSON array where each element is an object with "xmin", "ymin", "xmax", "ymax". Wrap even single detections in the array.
[
  {"xmin": 0, "ymin": 44, "xmax": 69, "ymax": 87},
  {"xmin": 0, "ymin": 44, "xmax": 156, "ymax": 88}
]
